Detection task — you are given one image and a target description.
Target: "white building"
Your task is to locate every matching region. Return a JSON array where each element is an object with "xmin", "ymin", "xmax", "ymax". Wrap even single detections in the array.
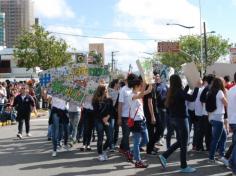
[{"xmin": 0, "ymin": 48, "xmax": 39, "ymax": 79}]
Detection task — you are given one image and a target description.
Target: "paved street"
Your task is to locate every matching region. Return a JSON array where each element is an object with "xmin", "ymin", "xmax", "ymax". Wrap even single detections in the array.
[{"xmin": 0, "ymin": 114, "xmax": 233, "ymax": 176}]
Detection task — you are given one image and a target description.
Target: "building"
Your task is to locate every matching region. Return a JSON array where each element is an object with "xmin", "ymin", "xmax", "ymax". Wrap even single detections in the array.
[
  {"xmin": 0, "ymin": 13, "xmax": 5, "ymax": 46},
  {"xmin": 89, "ymin": 43, "xmax": 105, "ymax": 65},
  {"xmin": 0, "ymin": 0, "xmax": 34, "ymax": 48},
  {"xmin": 0, "ymin": 48, "xmax": 39, "ymax": 78}
]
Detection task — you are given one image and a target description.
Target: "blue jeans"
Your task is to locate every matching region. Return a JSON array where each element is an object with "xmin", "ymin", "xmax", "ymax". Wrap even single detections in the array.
[
  {"xmin": 120, "ymin": 118, "xmax": 130, "ymax": 151},
  {"xmin": 109, "ymin": 118, "xmax": 115, "ymax": 149},
  {"xmin": 96, "ymin": 119, "xmax": 111, "ymax": 154},
  {"xmin": 229, "ymin": 124, "xmax": 236, "ymax": 174},
  {"xmin": 0, "ymin": 104, "xmax": 4, "ymax": 113},
  {"xmin": 209, "ymin": 120, "xmax": 226, "ymax": 160},
  {"xmin": 52, "ymin": 113, "xmax": 69, "ymax": 151},
  {"xmin": 133, "ymin": 128, "xmax": 149, "ymax": 161},
  {"xmin": 69, "ymin": 111, "xmax": 80, "ymax": 141},
  {"xmin": 162, "ymin": 117, "xmax": 189, "ymax": 169}
]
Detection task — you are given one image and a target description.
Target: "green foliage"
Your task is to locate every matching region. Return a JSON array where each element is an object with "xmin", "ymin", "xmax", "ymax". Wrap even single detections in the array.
[
  {"xmin": 159, "ymin": 35, "xmax": 231, "ymax": 74},
  {"xmin": 14, "ymin": 25, "xmax": 71, "ymax": 70},
  {"xmin": 89, "ymin": 51, "xmax": 103, "ymax": 65}
]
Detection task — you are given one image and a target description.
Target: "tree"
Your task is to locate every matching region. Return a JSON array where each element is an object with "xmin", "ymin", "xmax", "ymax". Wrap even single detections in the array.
[
  {"xmin": 14, "ymin": 25, "xmax": 72, "ymax": 70},
  {"xmin": 159, "ymin": 35, "xmax": 231, "ymax": 74}
]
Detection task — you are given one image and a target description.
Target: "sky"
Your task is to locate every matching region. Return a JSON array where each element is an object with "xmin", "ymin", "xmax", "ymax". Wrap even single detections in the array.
[{"xmin": 34, "ymin": 0, "xmax": 236, "ymax": 71}]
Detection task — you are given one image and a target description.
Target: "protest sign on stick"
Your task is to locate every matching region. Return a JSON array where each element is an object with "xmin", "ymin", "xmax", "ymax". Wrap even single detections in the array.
[{"xmin": 136, "ymin": 59, "xmax": 154, "ymax": 84}]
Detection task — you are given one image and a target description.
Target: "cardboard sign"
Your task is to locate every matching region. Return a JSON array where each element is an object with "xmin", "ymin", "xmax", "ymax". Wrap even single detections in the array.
[
  {"xmin": 206, "ymin": 63, "xmax": 236, "ymax": 81},
  {"xmin": 182, "ymin": 62, "xmax": 200, "ymax": 89}
]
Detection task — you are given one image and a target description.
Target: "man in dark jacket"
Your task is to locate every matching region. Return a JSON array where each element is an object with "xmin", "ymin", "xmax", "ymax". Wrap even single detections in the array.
[
  {"xmin": 13, "ymin": 84, "xmax": 35, "ymax": 139},
  {"xmin": 154, "ymin": 72, "xmax": 168, "ymax": 146}
]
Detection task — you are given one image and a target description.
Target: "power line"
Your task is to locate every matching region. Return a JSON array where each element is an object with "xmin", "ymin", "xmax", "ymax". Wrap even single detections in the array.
[
  {"xmin": 48, "ymin": 24, "xmax": 163, "ymax": 36},
  {"xmin": 49, "ymin": 31, "xmax": 156, "ymax": 41}
]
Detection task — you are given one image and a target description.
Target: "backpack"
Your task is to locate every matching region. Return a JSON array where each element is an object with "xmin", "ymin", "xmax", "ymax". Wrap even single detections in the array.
[{"xmin": 205, "ymin": 91, "xmax": 217, "ymax": 113}]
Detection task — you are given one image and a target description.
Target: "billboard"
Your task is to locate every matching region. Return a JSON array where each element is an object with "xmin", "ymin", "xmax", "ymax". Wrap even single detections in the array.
[{"xmin": 158, "ymin": 42, "xmax": 180, "ymax": 53}]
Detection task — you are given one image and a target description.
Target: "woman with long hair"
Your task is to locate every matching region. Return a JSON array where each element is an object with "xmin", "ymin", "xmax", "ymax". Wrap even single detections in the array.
[
  {"xmin": 128, "ymin": 75, "xmax": 152, "ymax": 168},
  {"xmin": 92, "ymin": 84, "xmax": 113, "ymax": 161},
  {"xmin": 158, "ymin": 74, "xmax": 199, "ymax": 173},
  {"xmin": 208, "ymin": 77, "xmax": 228, "ymax": 163}
]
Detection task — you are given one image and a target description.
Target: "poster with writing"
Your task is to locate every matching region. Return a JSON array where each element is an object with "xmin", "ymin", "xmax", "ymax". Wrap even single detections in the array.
[{"xmin": 39, "ymin": 63, "xmax": 109, "ymax": 104}]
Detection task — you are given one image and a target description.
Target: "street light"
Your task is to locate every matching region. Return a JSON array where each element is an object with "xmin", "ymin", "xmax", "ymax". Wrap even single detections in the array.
[{"xmin": 166, "ymin": 23, "xmax": 195, "ymax": 29}]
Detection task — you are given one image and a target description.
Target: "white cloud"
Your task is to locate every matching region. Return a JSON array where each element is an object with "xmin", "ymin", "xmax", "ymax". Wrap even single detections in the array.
[
  {"xmin": 115, "ymin": 0, "xmax": 201, "ymax": 39},
  {"xmin": 34, "ymin": 0, "xmax": 75, "ymax": 19},
  {"xmin": 44, "ymin": 0, "xmax": 202, "ymax": 71}
]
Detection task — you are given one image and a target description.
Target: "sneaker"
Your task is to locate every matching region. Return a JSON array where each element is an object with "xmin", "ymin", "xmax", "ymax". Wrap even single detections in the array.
[
  {"xmin": 218, "ymin": 157, "xmax": 229, "ymax": 167},
  {"xmin": 158, "ymin": 155, "xmax": 167, "ymax": 169},
  {"xmin": 103, "ymin": 151, "xmax": 108, "ymax": 160},
  {"xmin": 64, "ymin": 145, "xmax": 71, "ymax": 151},
  {"xmin": 17, "ymin": 133, "xmax": 23, "ymax": 139},
  {"xmin": 98, "ymin": 154, "xmax": 105, "ymax": 161},
  {"xmin": 52, "ymin": 151, "xmax": 57, "ymax": 157},
  {"xmin": 180, "ymin": 166, "xmax": 196, "ymax": 173},
  {"xmin": 86, "ymin": 146, "xmax": 92, "ymax": 151},
  {"xmin": 157, "ymin": 140, "xmax": 164, "ymax": 146},
  {"xmin": 47, "ymin": 137, "xmax": 52, "ymax": 141},
  {"xmin": 26, "ymin": 133, "xmax": 32, "ymax": 137},
  {"xmin": 135, "ymin": 160, "xmax": 149, "ymax": 168},
  {"xmin": 80, "ymin": 146, "xmax": 86, "ymax": 151}
]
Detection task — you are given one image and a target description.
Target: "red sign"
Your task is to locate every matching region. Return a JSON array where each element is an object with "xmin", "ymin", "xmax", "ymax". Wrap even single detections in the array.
[
  {"xmin": 230, "ymin": 48, "xmax": 236, "ymax": 53},
  {"xmin": 158, "ymin": 42, "xmax": 180, "ymax": 53}
]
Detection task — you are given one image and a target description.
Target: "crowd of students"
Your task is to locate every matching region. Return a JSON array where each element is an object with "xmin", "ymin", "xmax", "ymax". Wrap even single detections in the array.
[
  {"xmin": 1, "ymin": 70, "xmax": 236, "ymax": 175},
  {"xmin": 42, "ymin": 72, "xmax": 236, "ymax": 174},
  {"xmin": 45, "ymin": 71, "xmax": 236, "ymax": 175}
]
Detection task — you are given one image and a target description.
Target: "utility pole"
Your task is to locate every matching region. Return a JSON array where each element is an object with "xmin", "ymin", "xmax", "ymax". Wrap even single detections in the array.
[
  {"xmin": 111, "ymin": 51, "xmax": 119, "ymax": 72},
  {"xmin": 203, "ymin": 22, "xmax": 208, "ymax": 75}
]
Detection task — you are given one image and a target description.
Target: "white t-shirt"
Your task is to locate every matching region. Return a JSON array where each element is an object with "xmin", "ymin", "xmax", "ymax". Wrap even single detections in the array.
[
  {"xmin": 213, "ymin": 90, "xmax": 225, "ymax": 115},
  {"xmin": 227, "ymin": 85, "xmax": 236, "ymax": 124},
  {"xmin": 195, "ymin": 87, "xmax": 204, "ymax": 116},
  {"xmin": 129, "ymin": 93, "xmax": 145, "ymax": 121},
  {"xmin": 186, "ymin": 90, "xmax": 195, "ymax": 111},
  {"xmin": 209, "ymin": 90, "xmax": 225, "ymax": 122},
  {"xmin": 201, "ymin": 85, "xmax": 208, "ymax": 116},
  {"xmin": 0, "ymin": 88, "xmax": 6, "ymax": 104},
  {"xmin": 52, "ymin": 96, "xmax": 67, "ymax": 110},
  {"xmin": 119, "ymin": 85, "xmax": 132, "ymax": 118}
]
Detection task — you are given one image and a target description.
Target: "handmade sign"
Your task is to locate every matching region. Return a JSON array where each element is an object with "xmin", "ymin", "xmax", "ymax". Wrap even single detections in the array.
[
  {"xmin": 39, "ymin": 63, "xmax": 109, "ymax": 104},
  {"xmin": 136, "ymin": 59, "xmax": 154, "ymax": 84},
  {"xmin": 182, "ymin": 62, "xmax": 201, "ymax": 89}
]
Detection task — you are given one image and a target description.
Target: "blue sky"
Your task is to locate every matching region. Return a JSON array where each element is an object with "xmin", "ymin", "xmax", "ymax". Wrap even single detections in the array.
[{"xmin": 34, "ymin": 0, "xmax": 236, "ymax": 70}]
